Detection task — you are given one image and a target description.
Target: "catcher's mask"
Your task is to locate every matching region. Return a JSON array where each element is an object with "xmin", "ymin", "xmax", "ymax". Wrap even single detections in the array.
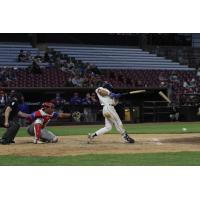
[{"xmin": 102, "ymin": 81, "xmax": 113, "ymax": 91}]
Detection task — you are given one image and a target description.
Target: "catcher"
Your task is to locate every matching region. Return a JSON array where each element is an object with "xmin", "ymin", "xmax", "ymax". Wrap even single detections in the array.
[
  {"xmin": 27, "ymin": 102, "xmax": 71, "ymax": 144},
  {"xmin": 88, "ymin": 82, "xmax": 135, "ymax": 143}
]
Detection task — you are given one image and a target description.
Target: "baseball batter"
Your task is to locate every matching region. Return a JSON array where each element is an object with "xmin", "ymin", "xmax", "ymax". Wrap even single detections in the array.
[
  {"xmin": 88, "ymin": 82, "xmax": 135, "ymax": 143},
  {"xmin": 27, "ymin": 102, "xmax": 71, "ymax": 144}
]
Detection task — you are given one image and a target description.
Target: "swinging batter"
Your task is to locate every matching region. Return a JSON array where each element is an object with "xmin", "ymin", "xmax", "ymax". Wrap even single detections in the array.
[{"xmin": 88, "ymin": 82, "xmax": 135, "ymax": 143}]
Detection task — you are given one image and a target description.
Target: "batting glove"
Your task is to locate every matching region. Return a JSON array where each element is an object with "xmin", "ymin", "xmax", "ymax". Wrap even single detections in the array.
[{"xmin": 110, "ymin": 93, "xmax": 122, "ymax": 99}]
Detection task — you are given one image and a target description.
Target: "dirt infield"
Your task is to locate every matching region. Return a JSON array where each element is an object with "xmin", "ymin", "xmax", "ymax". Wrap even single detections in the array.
[{"xmin": 1, "ymin": 133, "xmax": 200, "ymax": 156}]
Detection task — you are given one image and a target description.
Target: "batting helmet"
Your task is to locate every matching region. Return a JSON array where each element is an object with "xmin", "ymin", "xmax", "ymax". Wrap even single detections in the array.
[{"xmin": 102, "ymin": 81, "xmax": 113, "ymax": 91}]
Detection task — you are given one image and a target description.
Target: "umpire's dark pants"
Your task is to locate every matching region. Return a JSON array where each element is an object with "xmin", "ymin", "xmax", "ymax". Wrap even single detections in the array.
[{"xmin": 2, "ymin": 119, "xmax": 20, "ymax": 142}]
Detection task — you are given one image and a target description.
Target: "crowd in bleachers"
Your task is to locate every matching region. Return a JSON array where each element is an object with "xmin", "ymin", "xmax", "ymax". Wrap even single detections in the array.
[
  {"xmin": 1, "ymin": 44, "xmax": 200, "ymax": 107},
  {"xmin": 1, "ymin": 60, "xmax": 200, "ymax": 97},
  {"xmin": 17, "ymin": 47, "xmax": 103, "ymax": 87},
  {"xmin": 0, "ymin": 67, "xmax": 17, "ymax": 87}
]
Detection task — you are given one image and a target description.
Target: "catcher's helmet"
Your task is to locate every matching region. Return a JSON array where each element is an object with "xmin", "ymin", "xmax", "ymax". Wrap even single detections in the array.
[
  {"xmin": 102, "ymin": 81, "xmax": 113, "ymax": 91},
  {"xmin": 41, "ymin": 102, "xmax": 55, "ymax": 109}
]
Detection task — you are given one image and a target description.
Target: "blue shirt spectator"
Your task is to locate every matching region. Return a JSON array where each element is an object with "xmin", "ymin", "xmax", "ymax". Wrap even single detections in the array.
[
  {"xmin": 82, "ymin": 93, "xmax": 92, "ymax": 105},
  {"xmin": 70, "ymin": 92, "xmax": 82, "ymax": 105},
  {"xmin": 18, "ymin": 96, "xmax": 30, "ymax": 113}
]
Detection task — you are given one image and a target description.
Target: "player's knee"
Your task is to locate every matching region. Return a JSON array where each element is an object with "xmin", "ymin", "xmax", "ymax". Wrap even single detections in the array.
[
  {"xmin": 27, "ymin": 126, "xmax": 34, "ymax": 136},
  {"xmin": 105, "ymin": 125, "xmax": 112, "ymax": 132},
  {"xmin": 52, "ymin": 136, "xmax": 58, "ymax": 143}
]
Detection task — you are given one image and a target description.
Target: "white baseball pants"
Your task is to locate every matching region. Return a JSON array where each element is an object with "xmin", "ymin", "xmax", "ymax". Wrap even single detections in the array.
[{"xmin": 95, "ymin": 105, "xmax": 125, "ymax": 136}]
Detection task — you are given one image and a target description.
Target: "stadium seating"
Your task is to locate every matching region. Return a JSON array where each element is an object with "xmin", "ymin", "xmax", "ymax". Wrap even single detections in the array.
[
  {"xmin": 0, "ymin": 43, "xmax": 47, "ymax": 68},
  {"xmin": 0, "ymin": 43, "xmax": 197, "ymax": 94},
  {"xmin": 48, "ymin": 44, "xmax": 189, "ymax": 70},
  {"xmin": 7, "ymin": 68, "xmax": 69, "ymax": 87}
]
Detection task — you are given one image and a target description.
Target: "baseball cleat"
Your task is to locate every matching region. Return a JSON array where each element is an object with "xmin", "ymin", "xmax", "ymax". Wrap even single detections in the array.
[
  {"xmin": 122, "ymin": 133, "xmax": 135, "ymax": 143},
  {"xmin": 33, "ymin": 138, "xmax": 45, "ymax": 144},
  {"xmin": 0, "ymin": 138, "xmax": 11, "ymax": 145},
  {"xmin": 87, "ymin": 133, "xmax": 95, "ymax": 144}
]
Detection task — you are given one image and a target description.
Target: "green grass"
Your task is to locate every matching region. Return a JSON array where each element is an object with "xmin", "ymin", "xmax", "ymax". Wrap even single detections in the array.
[
  {"xmin": 1, "ymin": 122, "xmax": 200, "ymax": 166},
  {"xmin": 0, "ymin": 151, "xmax": 200, "ymax": 166},
  {"xmin": 0, "ymin": 122, "xmax": 200, "ymax": 137}
]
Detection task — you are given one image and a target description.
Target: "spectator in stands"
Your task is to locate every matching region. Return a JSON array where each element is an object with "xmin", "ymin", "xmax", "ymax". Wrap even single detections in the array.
[
  {"xmin": 90, "ymin": 64, "xmax": 101, "ymax": 75},
  {"xmin": 71, "ymin": 75, "xmax": 83, "ymax": 87},
  {"xmin": 0, "ymin": 69, "xmax": 7, "ymax": 86},
  {"xmin": 159, "ymin": 81, "xmax": 168, "ymax": 88},
  {"xmin": 10, "ymin": 90, "xmax": 16, "ymax": 96},
  {"xmin": 25, "ymin": 51, "xmax": 32, "ymax": 61},
  {"xmin": 135, "ymin": 80, "xmax": 143, "ymax": 87},
  {"xmin": 85, "ymin": 63, "xmax": 93, "ymax": 74},
  {"xmin": 11, "ymin": 68, "xmax": 17, "ymax": 81},
  {"xmin": 82, "ymin": 93, "xmax": 93, "ymax": 122},
  {"xmin": 0, "ymin": 89, "xmax": 8, "ymax": 114},
  {"xmin": 43, "ymin": 51, "xmax": 50, "ymax": 62},
  {"xmin": 196, "ymin": 69, "xmax": 200, "ymax": 77},
  {"xmin": 30, "ymin": 60, "xmax": 42, "ymax": 74},
  {"xmin": 158, "ymin": 72, "xmax": 167, "ymax": 82},
  {"xmin": 88, "ymin": 75, "xmax": 97, "ymax": 88},
  {"xmin": 64, "ymin": 76, "xmax": 74, "ymax": 87},
  {"xmin": 94, "ymin": 75, "xmax": 103, "ymax": 87},
  {"xmin": 18, "ymin": 50, "xmax": 26, "ymax": 62},
  {"xmin": 51, "ymin": 93, "xmax": 66, "ymax": 112},
  {"xmin": 90, "ymin": 92, "xmax": 98, "ymax": 122},
  {"xmin": 82, "ymin": 75, "xmax": 90, "ymax": 87},
  {"xmin": 18, "ymin": 95, "xmax": 30, "ymax": 127},
  {"xmin": 34, "ymin": 51, "xmax": 43, "ymax": 63},
  {"xmin": 79, "ymin": 63, "xmax": 87, "ymax": 76},
  {"xmin": 169, "ymin": 71, "xmax": 179, "ymax": 82},
  {"xmin": 183, "ymin": 79, "xmax": 190, "ymax": 89},
  {"xmin": 69, "ymin": 92, "xmax": 83, "ymax": 118},
  {"xmin": 70, "ymin": 92, "xmax": 82, "ymax": 105},
  {"xmin": 190, "ymin": 78, "xmax": 196, "ymax": 88},
  {"xmin": 3, "ymin": 68, "xmax": 17, "ymax": 83},
  {"xmin": 169, "ymin": 104, "xmax": 179, "ymax": 121}
]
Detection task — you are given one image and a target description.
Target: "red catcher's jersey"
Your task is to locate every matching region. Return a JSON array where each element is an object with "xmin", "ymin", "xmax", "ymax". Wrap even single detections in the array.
[{"xmin": 30, "ymin": 109, "xmax": 58, "ymax": 128}]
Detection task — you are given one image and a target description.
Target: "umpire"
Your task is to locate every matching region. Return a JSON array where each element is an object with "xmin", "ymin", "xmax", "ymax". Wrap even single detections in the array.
[{"xmin": 0, "ymin": 92, "xmax": 30, "ymax": 145}]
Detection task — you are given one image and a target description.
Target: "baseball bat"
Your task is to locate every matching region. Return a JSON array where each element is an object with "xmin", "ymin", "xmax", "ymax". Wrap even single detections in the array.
[
  {"xmin": 129, "ymin": 90, "xmax": 146, "ymax": 94},
  {"xmin": 158, "ymin": 91, "xmax": 171, "ymax": 103},
  {"xmin": 121, "ymin": 90, "xmax": 146, "ymax": 96}
]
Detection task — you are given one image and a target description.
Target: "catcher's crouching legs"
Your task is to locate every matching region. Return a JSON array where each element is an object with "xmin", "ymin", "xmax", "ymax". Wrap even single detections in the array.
[
  {"xmin": 27, "ymin": 125, "xmax": 58, "ymax": 143},
  {"xmin": 40, "ymin": 129, "xmax": 58, "ymax": 143},
  {"xmin": 27, "ymin": 124, "xmax": 35, "ymax": 136}
]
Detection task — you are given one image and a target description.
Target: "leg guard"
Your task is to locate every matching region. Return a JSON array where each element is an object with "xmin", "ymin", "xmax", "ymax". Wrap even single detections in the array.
[
  {"xmin": 40, "ymin": 129, "xmax": 58, "ymax": 143},
  {"xmin": 34, "ymin": 123, "xmax": 42, "ymax": 140}
]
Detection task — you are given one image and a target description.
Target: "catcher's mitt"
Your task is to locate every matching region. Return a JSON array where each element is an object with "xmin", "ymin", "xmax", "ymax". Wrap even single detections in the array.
[{"xmin": 72, "ymin": 111, "xmax": 81, "ymax": 122}]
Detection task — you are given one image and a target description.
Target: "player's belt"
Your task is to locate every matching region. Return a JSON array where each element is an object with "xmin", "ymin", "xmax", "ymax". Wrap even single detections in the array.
[{"xmin": 102, "ymin": 104, "xmax": 114, "ymax": 106}]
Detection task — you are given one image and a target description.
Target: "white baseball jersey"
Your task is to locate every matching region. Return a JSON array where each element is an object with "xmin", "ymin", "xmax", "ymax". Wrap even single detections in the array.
[
  {"xmin": 95, "ymin": 87, "xmax": 118, "ymax": 106},
  {"xmin": 95, "ymin": 87, "xmax": 125, "ymax": 135}
]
